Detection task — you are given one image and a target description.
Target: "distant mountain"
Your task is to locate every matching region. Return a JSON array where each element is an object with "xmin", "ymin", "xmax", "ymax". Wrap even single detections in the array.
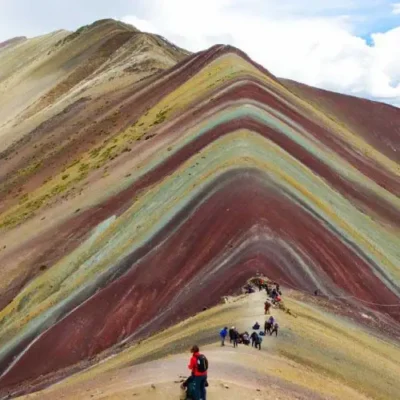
[
  {"xmin": 0, "ymin": 19, "xmax": 188, "ymax": 150},
  {"xmin": 0, "ymin": 36, "xmax": 27, "ymax": 51},
  {"xmin": 0, "ymin": 19, "xmax": 399, "ymax": 399}
]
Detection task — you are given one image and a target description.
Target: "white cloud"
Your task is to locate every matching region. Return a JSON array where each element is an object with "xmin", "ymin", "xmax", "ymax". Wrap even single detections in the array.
[
  {"xmin": 392, "ymin": 3, "xmax": 400, "ymax": 14},
  {"xmin": 121, "ymin": 15, "xmax": 160, "ymax": 34},
  {"xmin": 122, "ymin": 0, "xmax": 400, "ymax": 106}
]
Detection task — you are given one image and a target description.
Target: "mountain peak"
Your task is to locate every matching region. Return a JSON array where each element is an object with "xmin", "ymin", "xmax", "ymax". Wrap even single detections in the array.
[{"xmin": 76, "ymin": 18, "xmax": 140, "ymax": 34}]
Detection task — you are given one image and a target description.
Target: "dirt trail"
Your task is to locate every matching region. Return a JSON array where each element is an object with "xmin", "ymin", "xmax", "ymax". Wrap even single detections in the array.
[
  {"xmin": 20, "ymin": 347, "xmax": 338, "ymax": 400},
  {"xmin": 17, "ymin": 290, "xmax": 387, "ymax": 400}
]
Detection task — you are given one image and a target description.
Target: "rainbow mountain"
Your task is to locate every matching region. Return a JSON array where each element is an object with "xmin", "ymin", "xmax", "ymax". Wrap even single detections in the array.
[{"xmin": 0, "ymin": 19, "xmax": 399, "ymax": 399}]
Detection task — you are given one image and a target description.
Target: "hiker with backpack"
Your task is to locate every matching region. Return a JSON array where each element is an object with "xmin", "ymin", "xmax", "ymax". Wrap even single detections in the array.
[
  {"xmin": 270, "ymin": 322, "xmax": 279, "ymax": 337},
  {"xmin": 220, "ymin": 327, "xmax": 228, "ymax": 346},
  {"xmin": 187, "ymin": 345, "xmax": 208, "ymax": 400}
]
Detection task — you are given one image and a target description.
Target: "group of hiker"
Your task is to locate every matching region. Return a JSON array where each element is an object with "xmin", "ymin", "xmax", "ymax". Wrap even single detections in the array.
[
  {"xmin": 181, "ymin": 278, "xmax": 283, "ymax": 399},
  {"xmin": 219, "ymin": 315, "xmax": 279, "ymax": 350}
]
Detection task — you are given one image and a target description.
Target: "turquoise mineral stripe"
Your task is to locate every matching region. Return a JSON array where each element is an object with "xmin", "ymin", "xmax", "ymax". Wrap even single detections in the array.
[
  {"xmin": 116, "ymin": 102, "xmax": 399, "ymax": 215},
  {"xmin": 58, "ymin": 132, "xmax": 400, "ymax": 283},
  {"xmin": 1, "ymin": 133, "xmax": 399, "ymax": 367},
  {"xmin": 5, "ymin": 134, "xmax": 396, "ymax": 324},
  {"xmin": 4, "ymin": 133, "xmax": 400, "ymax": 324},
  {"xmin": 3, "ymin": 132, "xmax": 399, "ymax": 329}
]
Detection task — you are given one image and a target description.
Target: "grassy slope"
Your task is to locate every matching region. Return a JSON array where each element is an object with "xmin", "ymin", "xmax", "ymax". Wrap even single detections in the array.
[{"xmin": 20, "ymin": 290, "xmax": 400, "ymax": 400}]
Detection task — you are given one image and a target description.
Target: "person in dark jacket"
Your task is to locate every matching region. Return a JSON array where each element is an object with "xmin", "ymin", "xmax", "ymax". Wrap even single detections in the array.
[
  {"xmin": 264, "ymin": 319, "xmax": 272, "ymax": 334},
  {"xmin": 181, "ymin": 375, "xmax": 195, "ymax": 399},
  {"xmin": 228, "ymin": 326, "xmax": 235, "ymax": 343},
  {"xmin": 181, "ymin": 375, "xmax": 209, "ymax": 400},
  {"xmin": 250, "ymin": 332, "xmax": 262, "ymax": 350},
  {"xmin": 250, "ymin": 331, "xmax": 257, "ymax": 347},
  {"xmin": 252, "ymin": 322, "xmax": 260, "ymax": 330},
  {"xmin": 232, "ymin": 327, "xmax": 239, "ymax": 348}
]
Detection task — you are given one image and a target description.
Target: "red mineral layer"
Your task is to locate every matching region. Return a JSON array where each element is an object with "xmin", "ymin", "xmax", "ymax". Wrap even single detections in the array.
[
  {"xmin": 281, "ymin": 78, "xmax": 400, "ymax": 163},
  {"xmin": 1, "ymin": 44, "xmax": 398, "ymax": 211},
  {"xmin": 2, "ymin": 99, "xmax": 398, "ymax": 309},
  {"xmin": 180, "ymin": 78, "xmax": 400, "ymax": 195},
  {"xmin": 0, "ymin": 170, "xmax": 398, "ymax": 392},
  {"xmin": 0, "ymin": 43, "xmax": 283, "ymax": 207}
]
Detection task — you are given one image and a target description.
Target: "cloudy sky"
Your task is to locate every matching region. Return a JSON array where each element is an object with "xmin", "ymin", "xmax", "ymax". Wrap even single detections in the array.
[{"xmin": 1, "ymin": 0, "xmax": 400, "ymax": 106}]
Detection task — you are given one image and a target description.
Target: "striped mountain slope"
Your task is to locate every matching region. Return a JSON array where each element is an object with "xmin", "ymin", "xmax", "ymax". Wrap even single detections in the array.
[{"xmin": 0, "ymin": 21, "xmax": 399, "ymax": 397}]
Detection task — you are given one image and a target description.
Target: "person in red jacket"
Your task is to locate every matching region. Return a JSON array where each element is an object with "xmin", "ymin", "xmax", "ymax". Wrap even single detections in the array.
[{"xmin": 188, "ymin": 345, "xmax": 208, "ymax": 400}]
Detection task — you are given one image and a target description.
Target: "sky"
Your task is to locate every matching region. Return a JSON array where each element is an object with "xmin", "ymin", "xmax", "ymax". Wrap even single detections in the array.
[{"xmin": 1, "ymin": 0, "xmax": 400, "ymax": 106}]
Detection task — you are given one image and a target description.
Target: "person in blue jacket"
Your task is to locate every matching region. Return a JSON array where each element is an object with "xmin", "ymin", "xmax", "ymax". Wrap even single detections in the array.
[{"xmin": 220, "ymin": 327, "xmax": 228, "ymax": 346}]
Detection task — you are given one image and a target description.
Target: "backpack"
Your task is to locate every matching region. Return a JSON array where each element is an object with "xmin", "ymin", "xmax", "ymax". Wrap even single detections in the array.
[{"xmin": 196, "ymin": 354, "xmax": 209, "ymax": 373}]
